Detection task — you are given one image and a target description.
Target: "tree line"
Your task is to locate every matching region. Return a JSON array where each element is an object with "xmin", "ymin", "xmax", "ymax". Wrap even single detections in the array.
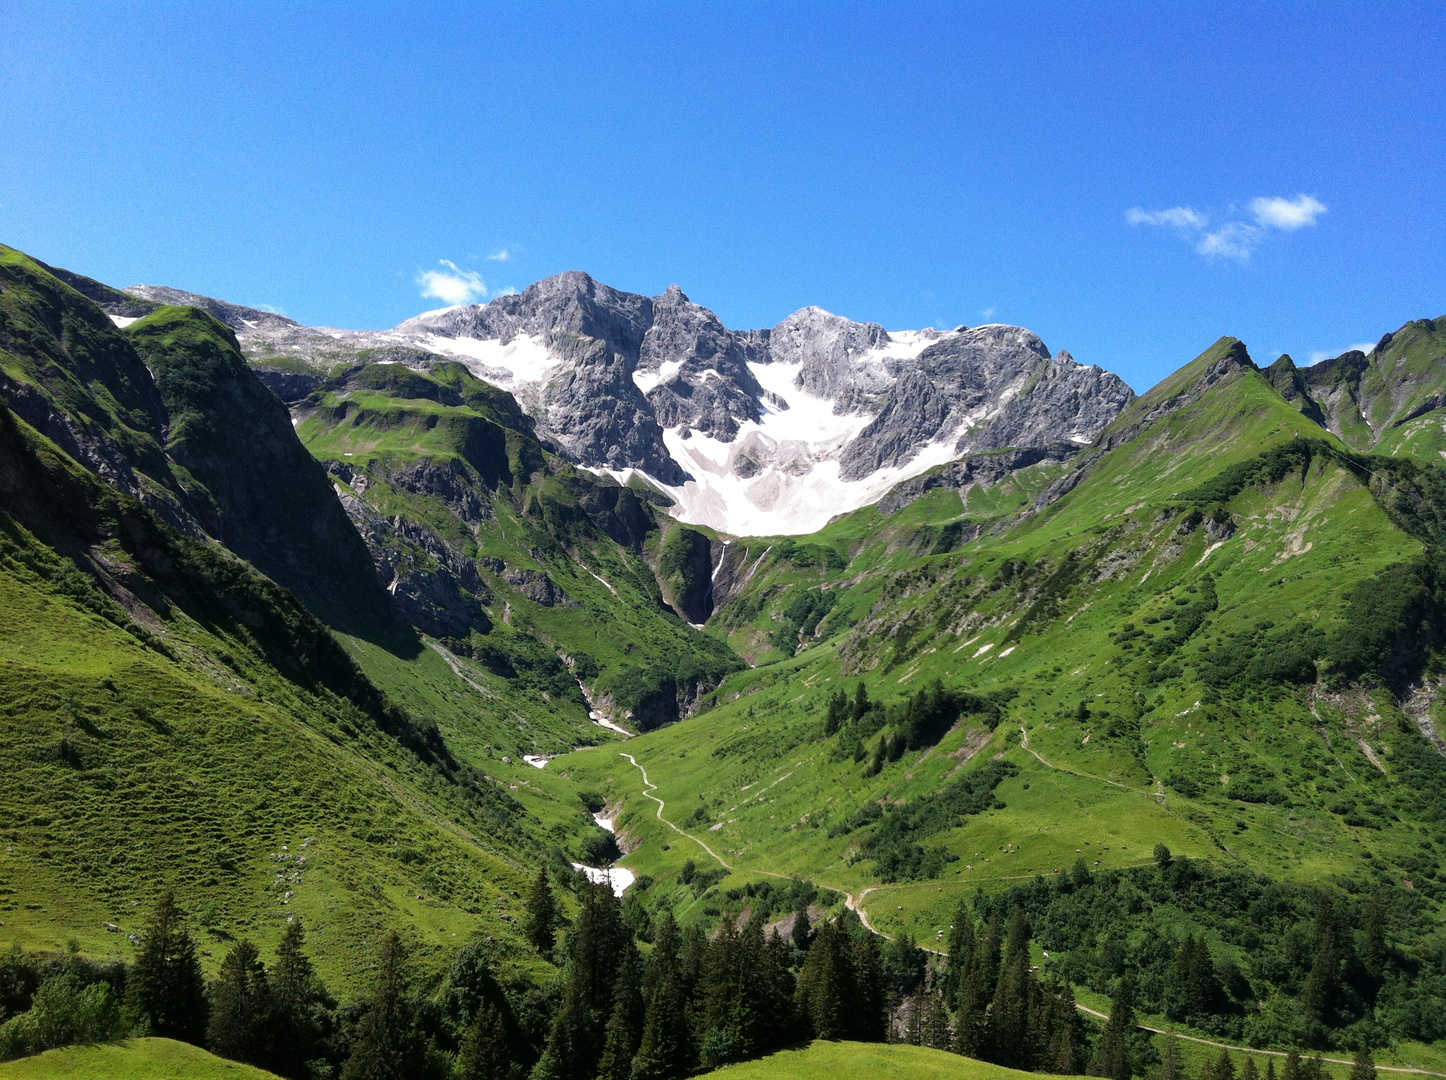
[{"xmin": 0, "ymin": 855, "xmax": 1416, "ymax": 1080}]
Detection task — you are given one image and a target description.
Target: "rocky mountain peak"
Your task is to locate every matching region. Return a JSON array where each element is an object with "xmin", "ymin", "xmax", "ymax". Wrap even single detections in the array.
[{"xmin": 109, "ymin": 271, "xmax": 1139, "ymax": 535}]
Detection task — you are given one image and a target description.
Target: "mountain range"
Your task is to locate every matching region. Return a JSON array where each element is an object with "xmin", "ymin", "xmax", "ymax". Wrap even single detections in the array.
[
  {"xmin": 110, "ymin": 272, "xmax": 1135, "ymax": 536},
  {"xmin": 4, "ymin": 240, "xmax": 1446, "ymax": 1070}
]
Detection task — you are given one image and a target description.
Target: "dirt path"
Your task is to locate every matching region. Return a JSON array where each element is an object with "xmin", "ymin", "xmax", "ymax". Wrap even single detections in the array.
[
  {"xmin": 617, "ymin": 751, "xmax": 1445, "ymax": 1078},
  {"xmin": 1075, "ymin": 1006, "xmax": 1444, "ymax": 1077}
]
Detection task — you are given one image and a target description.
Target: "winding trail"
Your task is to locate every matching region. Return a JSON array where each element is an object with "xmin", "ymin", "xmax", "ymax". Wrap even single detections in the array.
[
  {"xmin": 615, "ymin": 752, "xmax": 1446, "ymax": 1079},
  {"xmin": 1074, "ymin": 1006, "xmax": 1445, "ymax": 1077}
]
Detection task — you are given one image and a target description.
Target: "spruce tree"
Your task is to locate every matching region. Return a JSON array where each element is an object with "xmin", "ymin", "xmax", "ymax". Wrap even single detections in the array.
[
  {"xmin": 850, "ymin": 683, "xmax": 871, "ymax": 722},
  {"xmin": 1282, "ymin": 1050, "xmax": 1301, "ymax": 1080},
  {"xmin": 207, "ymin": 939, "xmax": 272, "ymax": 1067},
  {"xmin": 534, "ymin": 883, "xmax": 631, "ymax": 1080},
  {"xmin": 1159, "ymin": 1034, "xmax": 1186, "ymax": 1080},
  {"xmin": 921, "ymin": 989, "xmax": 951, "ymax": 1051},
  {"xmin": 1089, "ymin": 974, "xmax": 1136, "ymax": 1080},
  {"xmin": 824, "ymin": 690, "xmax": 849, "ymax": 735},
  {"xmin": 632, "ymin": 914, "xmax": 691, "ymax": 1080},
  {"xmin": 1202, "ymin": 1048, "xmax": 1236, "ymax": 1080},
  {"xmin": 943, "ymin": 903, "xmax": 975, "ymax": 1008},
  {"xmin": 598, "ymin": 947, "xmax": 645, "ymax": 1080},
  {"xmin": 796, "ymin": 920, "xmax": 854, "ymax": 1040},
  {"xmin": 850, "ymin": 929, "xmax": 885, "ymax": 1042},
  {"xmin": 1350, "ymin": 1049, "xmax": 1377, "ymax": 1080},
  {"xmin": 791, "ymin": 902, "xmax": 812, "ymax": 952},
  {"xmin": 271, "ymin": 920, "xmax": 330, "ymax": 1079},
  {"xmin": 1265, "ymin": 1059, "xmax": 1278, "ymax": 1080},
  {"xmin": 125, "ymin": 891, "xmax": 209, "ymax": 1044},
  {"xmin": 457, "ymin": 1002, "xmax": 511, "ymax": 1080},
  {"xmin": 952, "ymin": 914, "xmax": 1000, "ymax": 1059},
  {"xmin": 1241, "ymin": 1058, "xmax": 1260, "ymax": 1080},
  {"xmin": 340, "ymin": 933, "xmax": 425, "ymax": 1080},
  {"xmin": 1363, "ymin": 896, "xmax": 1387, "ymax": 977},
  {"xmin": 525, "ymin": 868, "xmax": 559, "ymax": 960}
]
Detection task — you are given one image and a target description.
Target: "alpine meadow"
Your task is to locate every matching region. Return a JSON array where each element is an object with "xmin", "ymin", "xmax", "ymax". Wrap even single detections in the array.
[{"xmin": 3, "ymin": 231, "xmax": 1446, "ymax": 1080}]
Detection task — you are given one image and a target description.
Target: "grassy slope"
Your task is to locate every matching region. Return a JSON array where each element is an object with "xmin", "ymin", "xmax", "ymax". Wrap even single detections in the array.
[
  {"xmin": 0, "ymin": 254, "xmax": 580, "ymax": 993},
  {"xmin": 560, "ymin": 343, "xmax": 1445, "ymax": 947},
  {"xmin": 0, "ymin": 1038, "xmax": 281, "ymax": 1080},
  {"xmin": 0, "ymin": 530, "xmax": 544, "ymax": 992},
  {"xmin": 698, "ymin": 1041, "xmax": 1058, "ymax": 1080},
  {"xmin": 294, "ymin": 361, "xmax": 742, "ymax": 749}
]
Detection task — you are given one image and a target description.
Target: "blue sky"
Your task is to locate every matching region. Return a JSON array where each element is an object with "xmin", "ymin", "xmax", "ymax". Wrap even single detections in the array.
[{"xmin": 2, "ymin": 2, "xmax": 1442, "ymax": 391}]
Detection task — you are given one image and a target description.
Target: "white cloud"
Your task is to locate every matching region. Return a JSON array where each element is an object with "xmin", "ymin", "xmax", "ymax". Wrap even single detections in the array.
[
  {"xmin": 979, "ymin": 306, "xmax": 996, "ymax": 320},
  {"xmin": 1197, "ymin": 222, "xmax": 1263, "ymax": 260},
  {"xmin": 1127, "ymin": 192, "xmax": 1326, "ymax": 261},
  {"xmin": 416, "ymin": 259, "xmax": 488, "ymax": 306},
  {"xmin": 492, "ymin": 286, "xmax": 519, "ymax": 298},
  {"xmin": 1125, "ymin": 206, "xmax": 1207, "ymax": 229},
  {"xmin": 1250, "ymin": 194, "xmax": 1327, "ymax": 231},
  {"xmin": 1306, "ymin": 342, "xmax": 1377, "ymax": 365},
  {"xmin": 486, "ymin": 248, "xmax": 513, "ymax": 262}
]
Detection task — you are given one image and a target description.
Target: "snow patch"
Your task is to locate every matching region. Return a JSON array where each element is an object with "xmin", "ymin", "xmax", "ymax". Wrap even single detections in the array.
[
  {"xmin": 420, "ymin": 332, "xmax": 557, "ymax": 385},
  {"xmin": 571, "ymin": 863, "xmax": 635, "ymax": 897},
  {"xmin": 108, "ymin": 314, "xmax": 140, "ymax": 328}
]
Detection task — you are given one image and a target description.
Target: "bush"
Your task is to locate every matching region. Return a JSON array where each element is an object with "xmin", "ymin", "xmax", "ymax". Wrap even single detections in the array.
[{"xmin": 0, "ymin": 974, "xmax": 126, "ymax": 1061}]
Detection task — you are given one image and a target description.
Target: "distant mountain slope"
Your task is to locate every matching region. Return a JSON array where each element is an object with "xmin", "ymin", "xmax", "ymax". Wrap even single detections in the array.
[
  {"xmin": 127, "ymin": 275, "xmax": 1136, "ymax": 535},
  {"xmin": 563, "ymin": 330, "xmax": 1446, "ymax": 1003}
]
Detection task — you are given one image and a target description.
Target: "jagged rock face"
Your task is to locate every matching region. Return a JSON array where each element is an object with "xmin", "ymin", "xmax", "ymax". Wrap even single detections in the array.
[
  {"xmin": 399, "ymin": 272, "xmax": 686, "ymax": 484},
  {"xmin": 640, "ymin": 285, "xmax": 769, "ymax": 442},
  {"xmin": 117, "ymin": 272, "xmax": 1138, "ymax": 536}
]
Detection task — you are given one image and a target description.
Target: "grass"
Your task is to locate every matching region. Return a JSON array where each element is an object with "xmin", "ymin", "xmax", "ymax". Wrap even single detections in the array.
[
  {"xmin": 697, "ymin": 1040, "xmax": 1057, "ymax": 1080},
  {"xmin": 557, "ymin": 339, "xmax": 1446, "ymax": 963},
  {"xmin": 0, "ymin": 1038, "xmax": 281, "ymax": 1080}
]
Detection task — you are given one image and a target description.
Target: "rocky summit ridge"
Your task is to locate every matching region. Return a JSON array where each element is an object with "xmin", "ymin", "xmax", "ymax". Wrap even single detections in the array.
[{"xmin": 122, "ymin": 272, "xmax": 1136, "ymax": 535}]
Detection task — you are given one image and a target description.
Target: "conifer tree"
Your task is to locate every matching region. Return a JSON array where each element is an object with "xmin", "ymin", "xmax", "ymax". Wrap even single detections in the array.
[
  {"xmin": 125, "ymin": 891, "xmax": 209, "ymax": 1044},
  {"xmin": 943, "ymin": 903, "xmax": 975, "ymax": 1008},
  {"xmin": 340, "ymin": 933, "xmax": 426, "ymax": 1080},
  {"xmin": 457, "ymin": 1002, "xmax": 511, "ymax": 1080},
  {"xmin": 796, "ymin": 920, "xmax": 854, "ymax": 1040},
  {"xmin": 1241, "ymin": 1058, "xmax": 1260, "ymax": 1080},
  {"xmin": 1038, "ymin": 981, "xmax": 1087, "ymax": 1076},
  {"xmin": 824, "ymin": 690, "xmax": 849, "ymax": 736},
  {"xmin": 921, "ymin": 989, "xmax": 951, "ymax": 1051},
  {"xmin": 632, "ymin": 914, "xmax": 691, "ymax": 1080},
  {"xmin": 1350, "ymin": 1049, "xmax": 1377, "ymax": 1080},
  {"xmin": 207, "ymin": 939, "xmax": 272, "ymax": 1067},
  {"xmin": 534, "ymin": 883, "xmax": 631, "ymax": 1080},
  {"xmin": 985, "ymin": 940, "xmax": 1033, "ymax": 1068},
  {"xmin": 525, "ymin": 869, "xmax": 559, "ymax": 960},
  {"xmin": 271, "ymin": 920, "xmax": 330, "ymax": 1079},
  {"xmin": 851, "ymin": 683, "xmax": 871, "ymax": 722},
  {"xmin": 791, "ymin": 902, "xmax": 812, "ymax": 952},
  {"xmin": 1202, "ymin": 1048, "xmax": 1236, "ymax": 1080},
  {"xmin": 1282, "ymin": 1049, "xmax": 1301, "ymax": 1080},
  {"xmin": 1089, "ymin": 973, "xmax": 1136, "ymax": 1080},
  {"xmin": 597, "ymin": 949, "xmax": 644, "ymax": 1080},
  {"xmin": 1303, "ymin": 1056, "xmax": 1326, "ymax": 1080},
  {"xmin": 952, "ymin": 913, "xmax": 1000, "ymax": 1059},
  {"xmin": 1159, "ymin": 1034, "xmax": 1186, "ymax": 1080},
  {"xmin": 1265, "ymin": 1058, "xmax": 1278, "ymax": 1080},
  {"xmin": 1363, "ymin": 896, "xmax": 1387, "ymax": 977},
  {"xmin": 850, "ymin": 930, "xmax": 885, "ymax": 1043}
]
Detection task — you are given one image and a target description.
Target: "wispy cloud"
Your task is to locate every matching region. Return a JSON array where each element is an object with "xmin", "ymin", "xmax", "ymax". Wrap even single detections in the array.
[
  {"xmin": 1307, "ymin": 342, "xmax": 1377, "ymax": 365},
  {"xmin": 1125, "ymin": 206, "xmax": 1207, "ymax": 229},
  {"xmin": 1126, "ymin": 194, "xmax": 1326, "ymax": 260},
  {"xmin": 980, "ymin": 306, "xmax": 996, "ymax": 320},
  {"xmin": 1251, "ymin": 194, "xmax": 1327, "ymax": 231},
  {"xmin": 1197, "ymin": 222, "xmax": 1262, "ymax": 260},
  {"xmin": 416, "ymin": 259, "xmax": 487, "ymax": 306},
  {"xmin": 486, "ymin": 248, "xmax": 514, "ymax": 262}
]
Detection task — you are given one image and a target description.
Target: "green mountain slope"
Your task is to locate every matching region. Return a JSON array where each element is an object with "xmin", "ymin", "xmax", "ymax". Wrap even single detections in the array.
[
  {"xmin": 0, "ymin": 249, "xmax": 604, "ymax": 991},
  {"xmin": 292, "ymin": 358, "xmax": 743, "ymax": 739},
  {"xmin": 561, "ymin": 334, "xmax": 1446, "ymax": 1021}
]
